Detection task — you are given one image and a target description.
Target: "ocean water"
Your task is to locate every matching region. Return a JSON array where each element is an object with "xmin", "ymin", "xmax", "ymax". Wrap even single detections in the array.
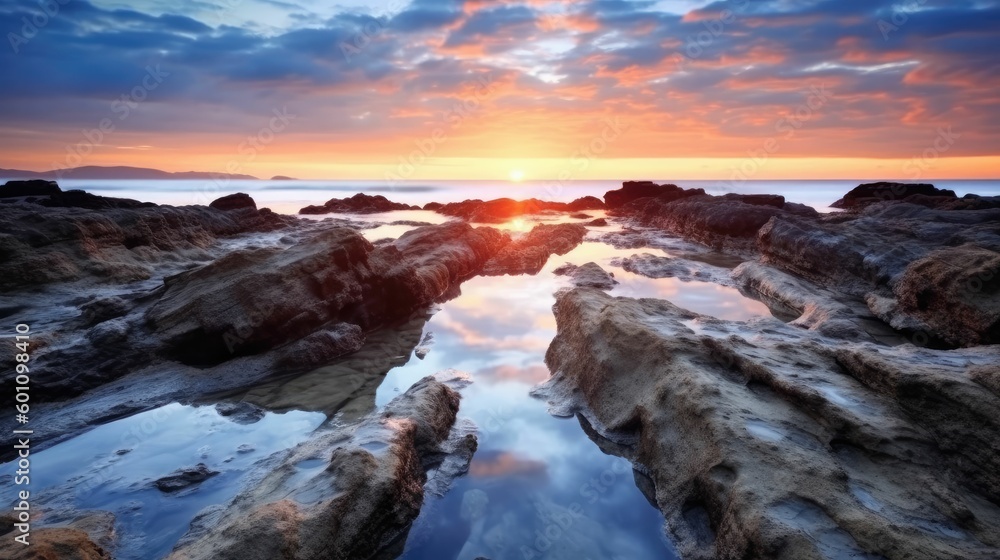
[{"xmin": 46, "ymin": 179, "xmax": 1000, "ymax": 215}]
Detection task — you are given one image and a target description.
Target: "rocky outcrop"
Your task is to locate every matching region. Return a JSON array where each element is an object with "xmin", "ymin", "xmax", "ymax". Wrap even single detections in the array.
[
  {"xmin": 168, "ymin": 373, "xmax": 477, "ymax": 560},
  {"xmin": 432, "ymin": 197, "xmax": 605, "ymax": 223},
  {"xmin": 758, "ymin": 204, "xmax": 1000, "ymax": 346},
  {"xmin": 0, "ymin": 190, "xmax": 294, "ymax": 291},
  {"xmin": 604, "ymin": 181, "xmax": 705, "ymax": 209},
  {"xmin": 146, "ymin": 222, "xmax": 509, "ymax": 364},
  {"xmin": 298, "ymin": 193, "xmax": 419, "ymax": 215},
  {"xmin": 538, "ymin": 285, "xmax": 1000, "ymax": 560},
  {"xmin": 0, "ymin": 179, "xmax": 61, "ymax": 197},
  {"xmin": 482, "ymin": 223, "xmax": 586, "ymax": 276},
  {"xmin": 831, "ymin": 182, "xmax": 957, "ymax": 209}
]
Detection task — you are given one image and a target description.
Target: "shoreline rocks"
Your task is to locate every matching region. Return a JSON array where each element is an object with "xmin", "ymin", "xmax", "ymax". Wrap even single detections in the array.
[
  {"xmin": 538, "ymin": 283, "xmax": 1000, "ymax": 560},
  {"xmin": 299, "ymin": 193, "xmax": 420, "ymax": 215},
  {"xmin": 167, "ymin": 373, "xmax": 477, "ymax": 560},
  {"xmin": 430, "ymin": 197, "xmax": 605, "ymax": 223}
]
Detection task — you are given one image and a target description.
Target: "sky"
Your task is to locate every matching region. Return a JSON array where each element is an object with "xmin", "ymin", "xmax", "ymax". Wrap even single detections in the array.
[{"xmin": 1, "ymin": 0, "xmax": 999, "ymax": 180}]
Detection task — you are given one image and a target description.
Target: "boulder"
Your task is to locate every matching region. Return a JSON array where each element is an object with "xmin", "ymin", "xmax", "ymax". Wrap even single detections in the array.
[
  {"xmin": 210, "ymin": 193, "xmax": 257, "ymax": 212},
  {"xmin": 553, "ymin": 262, "xmax": 617, "ymax": 290},
  {"xmin": 604, "ymin": 181, "xmax": 704, "ymax": 209}
]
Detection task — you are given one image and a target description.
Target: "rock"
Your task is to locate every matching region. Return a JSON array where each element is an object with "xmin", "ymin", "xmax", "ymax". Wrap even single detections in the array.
[
  {"xmin": 482, "ymin": 223, "xmax": 586, "ymax": 276},
  {"xmin": 587, "ymin": 218, "xmax": 608, "ymax": 227},
  {"xmin": 615, "ymin": 253, "xmax": 731, "ymax": 285},
  {"xmin": 569, "ymin": 212, "xmax": 592, "ymax": 219},
  {"xmin": 538, "ymin": 286, "xmax": 1000, "ymax": 560},
  {"xmin": 415, "ymin": 331, "xmax": 434, "ymax": 359},
  {"xmin": 0, "ymin": 192, "xmax": 295, "ymax": 291},
  {"xmin": 432, "ymin": 197, "xmax": 604, "ymax": 223},
  {"xmin": 0, "ymin": 528, "xmax": 111, "ymax": 560},
  {"xmin": 423, "ymin": 202, "xmax": 444, "ymax": 211},
  {"xmin": 146, "ymin": 222, "xmax": 509, "ymax": 364},
  {"xmin": 758, "ymin": 204, "xmax": 1000, "ymax": 346},
  {"xmin": 270, "ymin": 176, "xmax": 296, "ymax": 181},
  {"xmin": 275, "ymin": 324, "xmax": 365, "ymax": 368},
  {"xmin": 603, "ymin": 181, "xmax": 705, "ymax": 209},
  {"xmin": 154, "ymin": 463, "xmax": 220, "ymax": 492},
  {"xmin": 831, "ymin": 182, "xmax": 957, "ymax": 209},
  {"xmin": 39, "ymin": 189, "xmax": 158, "ymax": 210},
  {"xmin": 79, "ymin": 296, "xmax": 130, "ymax": 327},
  {"xmin": 299, "ymin": 193, "xmax": 418, "ymax": 215},
  {"xmin": 215, "ymin": 401, "xmax": 266, "ymax": 424},
  {"xmin": 0, "ymin": 179, "xmax": 61, "ymax": 197},
  {"xmin": 210, "ymin": 193, "xmax": 257, "ymax": 212},
  {"xmin": 885, "ymin": 245, "xmax": 1000, "ymax": 346},
  {"xmin": 553, "ymin": 262, "xmax": 617, "ymax": 290},
  {"xmin": 168, "ymin": 374, "xmax": 477, "ymax": 560}
]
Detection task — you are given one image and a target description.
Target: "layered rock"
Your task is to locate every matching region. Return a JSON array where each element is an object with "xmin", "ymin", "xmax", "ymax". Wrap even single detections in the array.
[
  {"xmin": 432, "ymin": 197, "xmax": 605, "ymax": 223},
  {"xmin": 299, "ymin": 193, "xmax": 419, "ymax": 215},
  {"xmin": 0, "ymin": 190, "xmax": 294, "ymax": 291},
  {"xmin": 758, "ymin": 204, "xmax": 1000, "ymax": 346},
  {"xmin": 481, "ymin": 223, "xmax": 586, "ymax": 276},
  {"xmin": 168, "ymin": 373, "xmax": 477, "ymax": 560},
  {"xmin": 604, "ymin": 181, "xmax": 705, "ymax": 209},
  {"xmin": 145, "ymin": 221, "xmax": 509, "ymax": 364},
  {"xmin": 538, "ymin": 285, "xmax": 1000, "ymax": 560}
]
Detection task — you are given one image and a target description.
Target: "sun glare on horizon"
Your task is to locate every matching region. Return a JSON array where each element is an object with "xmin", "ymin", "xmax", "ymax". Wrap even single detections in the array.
[{"xmin": 509, "ymin": 169, "xmax": 525, "ymax": 182}]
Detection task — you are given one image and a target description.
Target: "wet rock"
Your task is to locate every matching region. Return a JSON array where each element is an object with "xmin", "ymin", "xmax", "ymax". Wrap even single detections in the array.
[
  {"xmin": 882, "ymin": 244, "xmax": 1000, "ymax": 346},
  {"xmin": 615, "ymin": 253, "xmax": 730, "ymax": 285},
  {"xmin": 433, "ymin": 197, "xmax": 604, "ymax": 223},
  {"xmin": 215, "ymin": 401, "xmax": 266, "ymax": 424},
  {"xmin": 586, "ymin": 218, "xmax": 608, "ymax": 227},
  {"xmin": 758, "ymin": 204, "xmax": 1000, "ymax": 346},
  {"xmin": 275, "ymin": 323, "xmax": 366, "ymax": 369},
  {"xmin": 604, "ymin": 181, "xmax": 706, "ymax": 209},
  {"xmin": 299, "ymin": 193, "xmax": 419, "ymax": 215},
  {"xmin": 415, "ymin": 331, "xmax": 434, "ymax": 359},
  {"xmin": 168, "ymin": 373, "xmax": 477, "ymax": 560},
  {"xmin": 831, "ymin": 182, "xmax": 957, "ymax": 209},
  {"xmin": 79, "ymin": 297, "xmax": 130, "ymax": 327},
  {"xmin": 39, "ymin": 190, "xmax": 158, "ymax": 210},
  {"xmin": 0, "ymin": 179, "xmax": 61, "ymax": 197},
  {"xmin": 210, "ymin": 193, "xmax": 257, "ymax": 212},
  {"xmin": 553, "ymin": 262, "xmax": 617, "ymax": 290},
  {"xmin": 146, "ymin": 222, "xmax": 508, "ymax": 364},
  {"xmin": 482, "ymin": 223, "xmax": 586, "ymax": 276},
  {"xmin": 154, "ymin": 463, "xmax": 220, "ymax": 492},
  {"xmin": 538, "ymin": 286, "xmax": 1000, "ymax": 560},
  {"xmin": 0, "ymin": 189, "xmax": 295, "ymax": 291}
]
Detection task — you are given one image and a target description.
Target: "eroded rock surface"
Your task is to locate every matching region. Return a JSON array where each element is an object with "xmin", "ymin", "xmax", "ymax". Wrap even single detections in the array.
[
  {"xmin": 538, "ymin": 285, "xmax": 1000, "ymax": 560},
  {"xmin": 432, "ymin": 197, "xmax": 604, "ymax": 223},
  {"xmin": 482, "ymin": 223, "xmax": 586, "ymax": 276},
  {"xmin": 168, "ymin": 373, "xmax": 477, "ymax": 560}
]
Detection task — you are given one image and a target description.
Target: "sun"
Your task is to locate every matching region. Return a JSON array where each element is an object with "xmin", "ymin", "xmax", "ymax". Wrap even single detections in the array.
[{"xmin": 508, "ymin": 169, "xmax": 525, "ymax": 182}]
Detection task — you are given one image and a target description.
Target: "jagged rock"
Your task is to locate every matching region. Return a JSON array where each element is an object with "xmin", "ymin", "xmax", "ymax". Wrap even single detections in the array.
[
  {"xmin": 155, "ymin": 463, "xmax": 220, "ymax": 492},
  {"xmin": 482, "ymin": 223, "xmax": 586, "ymax": 276},
  {"xmin": 39, "ymin": 190, "xmax": 158, "ymax": 210},
  {"xmin": 0, "ymin": 179, "xmax": 61, "ymax": 197},
  {"xmin": 210, "ymin": 193, "xmax": 257, "ymax": 212},
  {"xmin": 831, "ymin": 182, "xmax": 957, "ymax": 209},
  {"xmin": 538, "ymin": 286, "xmax": 1000, "ymax": 560},
  {"xmin": 299, "ymin": 193, "xmax": 418, "ymax": 215},
  {"xmin": 0, "ymin": 191, "xmax": 294, "ymax": 291},
  {"xmin": 168, "ymin": 374, "xmax": 477, "ymax": 560},
  {"xmin": 79, "ymin": 296, "xmax": 130, "ymax": 327},
  {"xmin": 758, "ymin": 204, "xmax": 1000, "ymax": 346},
  {"xmin": 553, "ymin": 262, "xmax": 617, "ymax": 290},
  {"xmin": 146, "ymin": 222, "xmax": 509, "ymax": 364}
]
